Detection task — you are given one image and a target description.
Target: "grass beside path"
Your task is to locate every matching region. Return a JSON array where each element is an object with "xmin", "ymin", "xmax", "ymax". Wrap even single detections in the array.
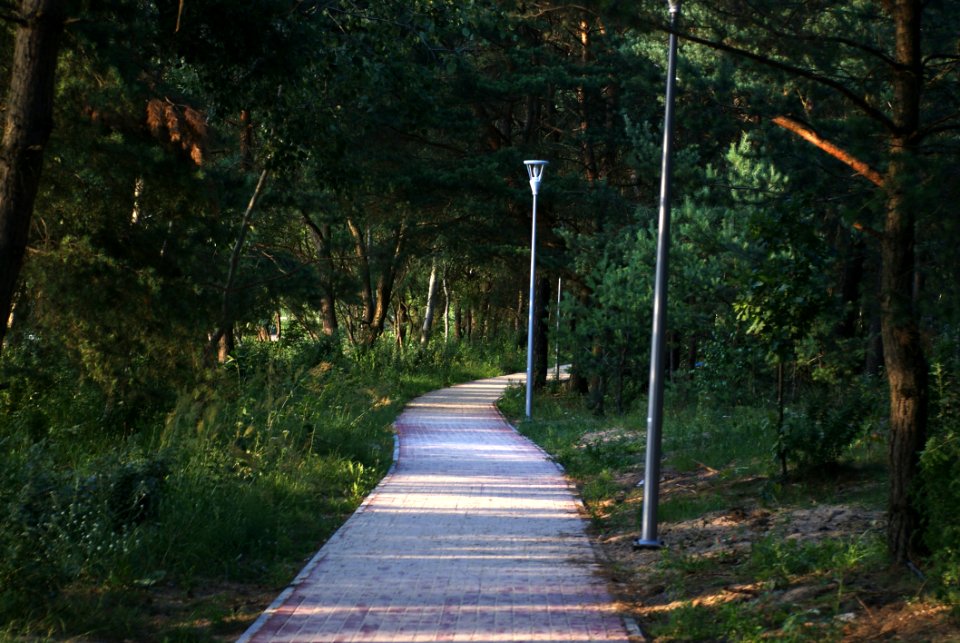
[
  {"xmin": 501, "ymin": 384, "xmax": 960, "ymax": 642},
  {"xmin": 0, "ymin": 340, "xmax": 519, "ymax": 642}
]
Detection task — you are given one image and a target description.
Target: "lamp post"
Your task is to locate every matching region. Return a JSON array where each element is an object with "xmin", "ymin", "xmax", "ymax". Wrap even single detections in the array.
[
  {"xmin": 635, "ymin": 0, "xmax": 681, "ymax": 550},
  {"xmin": 524, "ymin": 160, "xmax": 548, "ymax": 418},
  {"xmin": 555, "ymin": 277, "xmax": 562, "ymax": 383}
]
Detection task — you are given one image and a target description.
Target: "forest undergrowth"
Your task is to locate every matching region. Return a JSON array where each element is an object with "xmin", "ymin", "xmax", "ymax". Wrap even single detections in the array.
[
  {"xmin": 0, "ymin": 337, "xmax": 517, "ymax": 641},
  {"xmin": 503, "ymin": 381, "xmax": 960, "ymax": 642}
]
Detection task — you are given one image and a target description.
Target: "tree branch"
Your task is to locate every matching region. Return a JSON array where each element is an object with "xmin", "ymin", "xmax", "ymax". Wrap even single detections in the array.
[
  {"xmin": 772, "ymin": 115, "xmax": 885, "ymax": 187},
  {"xmin": 671, "ymin": 27, "xmax": 898, "ymax": 133},
  {"xmin": 770, "ymin": 115, "xmax": 885, "ymax": 241}
]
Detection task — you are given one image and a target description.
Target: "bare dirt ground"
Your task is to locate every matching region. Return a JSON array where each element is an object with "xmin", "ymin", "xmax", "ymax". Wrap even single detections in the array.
[{"xmin": 587, "ymin": 465, "xmax": 960, "ymax": 641}]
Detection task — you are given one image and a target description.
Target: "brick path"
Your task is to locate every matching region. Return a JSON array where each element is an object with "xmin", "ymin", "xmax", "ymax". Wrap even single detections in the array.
[{"xmin": 238, "ymin": 374, "xmax": 630, "ymax": 643}]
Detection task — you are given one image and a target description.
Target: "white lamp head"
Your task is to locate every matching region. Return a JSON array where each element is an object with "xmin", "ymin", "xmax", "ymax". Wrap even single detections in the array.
[{"xmin": 524, "ymin": 160, "xmax": 549, "ymax": 196}]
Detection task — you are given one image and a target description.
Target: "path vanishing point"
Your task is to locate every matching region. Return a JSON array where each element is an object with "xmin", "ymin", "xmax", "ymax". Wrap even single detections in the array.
[{"xmin": 237, "ymin": 373, "xmax": 631, "ymax": 643}]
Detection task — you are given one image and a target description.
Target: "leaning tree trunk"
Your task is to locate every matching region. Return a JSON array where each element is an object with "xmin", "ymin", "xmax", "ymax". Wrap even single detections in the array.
[
  {"xmin": 208, "ymin": 168, "xmax": 268, "ymax": 362},
  {"xmin": 0, "ymin": 0, "xmax": 66, "ymax": 353}
]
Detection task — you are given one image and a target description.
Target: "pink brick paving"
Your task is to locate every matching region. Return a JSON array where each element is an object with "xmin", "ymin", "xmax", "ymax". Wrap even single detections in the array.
[{"xmin": 237, "ymin": 374, "xmax": 630, "ymax": 643}]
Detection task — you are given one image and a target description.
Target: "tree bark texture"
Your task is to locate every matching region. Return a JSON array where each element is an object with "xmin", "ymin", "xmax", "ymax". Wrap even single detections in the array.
[
  {"xmin": 346, "ymin": 220, "xmax": 405, "ymax": 346},
  {"xmin": 369, "ymin": 223, "xmax": 405, "ymax": 343},
  {"xmin": 881, "ymin": 0, "xmax": 929, "ymax": 563},
  {"xmin": 882, "ymin": 142, "xmax": 928, "ymax": 562},
  {"xmin": 0, "ymin": 0, "xmax": 66, "ymax": 352}
]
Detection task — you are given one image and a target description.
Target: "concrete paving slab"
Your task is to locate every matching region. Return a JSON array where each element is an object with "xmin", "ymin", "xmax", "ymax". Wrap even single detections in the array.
[{"xmin": 238, "ymin": 373, "xmax": 630, "ymax": 643}]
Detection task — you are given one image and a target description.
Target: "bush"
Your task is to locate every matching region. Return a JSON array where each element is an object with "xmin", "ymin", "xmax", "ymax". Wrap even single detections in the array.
[
  {"xmin": 782, "ymin": 378, "xmax": 882, "ymax": 470},
  {"xmin": 0, "ymin": 446, "xmax": 153, "ymax": 622}
]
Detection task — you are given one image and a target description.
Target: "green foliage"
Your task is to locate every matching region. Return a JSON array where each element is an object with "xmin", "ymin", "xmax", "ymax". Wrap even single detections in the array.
[
  {"xmin": 652, "ymin": 600, "xmax": 766, "ymax": 642},
  {"xmin": 748, "ymin": 535, "xmax": 886, "ymax": 590},
  {"xmin": 0, "ymin": 445, "xmax": 155, "ymax": 622},
  {"xmin": 781, "ymin": 378, "xmax": 883, "ymax": 470},
  {"xmin": 918, "ymin": 337, "xmax": 960, "ymax": 606},
  {"xmin": 0, "ymin": 337, "xmax": 504, "ymax": 636}
]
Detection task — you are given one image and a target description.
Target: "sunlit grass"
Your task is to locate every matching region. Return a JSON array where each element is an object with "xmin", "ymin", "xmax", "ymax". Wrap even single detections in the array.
[{"xmin": 502, "ymin": 382, "xmax": 898, "ymax": 642}]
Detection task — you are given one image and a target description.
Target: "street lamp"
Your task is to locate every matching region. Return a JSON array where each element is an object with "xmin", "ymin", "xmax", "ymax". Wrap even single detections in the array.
[
  {"xmin": 635, "ymin": 0, "xmax": 681, "ymax": 550},
  {"xmin": 524, "ymin": 160, "xmax": 548, "ymax": 418}
]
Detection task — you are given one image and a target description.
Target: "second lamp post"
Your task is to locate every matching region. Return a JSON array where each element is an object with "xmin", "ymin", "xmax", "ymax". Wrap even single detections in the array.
[{"xmin": 524, "ymin": 160, "xmax": 548, "ymax": 418}]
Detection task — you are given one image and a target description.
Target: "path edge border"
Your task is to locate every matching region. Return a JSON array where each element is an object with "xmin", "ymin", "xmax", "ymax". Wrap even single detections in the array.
[
  {"xmin": 494, "ymin": 374, "xmax": 648, "ymax": 642},
  {"xmin": 235, "ymin": 431, "xmax": 401, "ymax": 643}
]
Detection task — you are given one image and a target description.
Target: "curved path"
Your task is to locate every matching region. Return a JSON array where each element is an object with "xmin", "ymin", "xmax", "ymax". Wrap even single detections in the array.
[{"xmin": 238, "ymin": 374, "xmax": 630, "ymax": 643}]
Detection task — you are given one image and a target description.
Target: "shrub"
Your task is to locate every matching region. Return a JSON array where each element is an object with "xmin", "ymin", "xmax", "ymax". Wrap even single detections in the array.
[{"xmin": 782, "ymin": 378, "xmax": 881, "ymax": 470}]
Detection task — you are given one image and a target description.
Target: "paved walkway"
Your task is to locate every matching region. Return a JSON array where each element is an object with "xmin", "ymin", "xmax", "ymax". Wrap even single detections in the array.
[{"xmin": 238, "ymin": 374, "xmax": 630, "ymax": 643}]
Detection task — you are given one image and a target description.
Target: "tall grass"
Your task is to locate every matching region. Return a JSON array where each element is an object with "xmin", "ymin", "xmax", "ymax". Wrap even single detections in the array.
[{"xmin": 0, "ymin": 335, "xmax": 513, "ymax": 637}]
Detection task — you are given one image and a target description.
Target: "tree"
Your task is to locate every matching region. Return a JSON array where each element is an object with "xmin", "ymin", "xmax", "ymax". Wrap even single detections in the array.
[
  {"xmin": 0, "ymin": 0, "xmax": 67, "ymax": 353},
  {"xmin": 654, "ymin": 0, "xmax": 960, "ymax": 561}
]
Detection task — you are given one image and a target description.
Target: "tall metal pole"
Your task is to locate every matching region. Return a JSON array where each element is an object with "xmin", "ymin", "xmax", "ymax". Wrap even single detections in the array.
[
  {"xmin": 555, "ymin": 277, "xmax": 562, "ymax": 382},
  {"xmin": 635, "ymin": 0, "xmax": 681, "ymax": 550},
  {"xmin": 524, "ymin": 161, "xmax": 548, "ymax": 418}
]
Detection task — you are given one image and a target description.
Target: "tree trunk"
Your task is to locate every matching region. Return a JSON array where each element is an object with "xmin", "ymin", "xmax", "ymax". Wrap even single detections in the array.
[
  {"xmin": 442, "ymin": 275, "xmax": 450, "ymax": 342},
  {"xmin": 346, "ymin": 218, "xmax": 374, "ymax": 332},
  {"xmin": 577, "ymin": 16, "xmax": 599, "ymax": 184},
  {"xmin": 368, "ymin": 223, "xmax": 405, "ymax": 344},
  {"xmin": 302, "ymin": 214, "xmax": 338, "ymax": 335},
  {"xmin": 395, "ymin": 299, "xmax": 409, "ymax": 350},
  {"xmin": 0, "ymin": 0, "xmax": 66, "ymax": 353},
  {"xmin": 209, "ymin": 168, "xmax": 269, "ymax": 362},
  {"xmin": 882, "ymin": 142, "xmax": 928, "ymax": 562},
  {"xmin": 882, "ymin": 0, "xmax": 929, "ymax": 564},
  {"xmin": 218, "ymin": 327, "xmax": 234, "ymax": 362},
  {"xmin": 420, "ymin": 260, "xmax": 439, "ymax": 345}
]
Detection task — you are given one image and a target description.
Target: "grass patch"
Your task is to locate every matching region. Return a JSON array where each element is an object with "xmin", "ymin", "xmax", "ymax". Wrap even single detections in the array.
[{"xmin": 658, "ymin": 494, "xmax": 727, "ymax": 523}]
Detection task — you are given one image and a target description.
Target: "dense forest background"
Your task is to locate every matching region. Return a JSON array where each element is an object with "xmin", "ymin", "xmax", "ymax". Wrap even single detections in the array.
[{"xmin": 1, "ymin": 0, "xmax": 958, "ymax": 638}]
